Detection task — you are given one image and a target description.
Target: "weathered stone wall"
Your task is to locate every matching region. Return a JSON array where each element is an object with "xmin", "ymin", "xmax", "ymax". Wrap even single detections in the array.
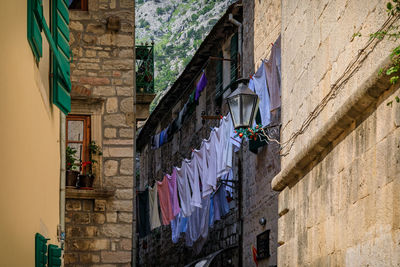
[
  {"xmin": 278, "ymin": 86, "xmax": 400, "ymax": 266},
  {"xmin": 276, "ymin": 0, "xmax": 400, "ymax": 266},
  {"xmin": 280, "ymin": 0, "xmax": 398, "ymax": 170},
  {"xmin": 65, "ymin": 0, "xmax": 134, "ymax": 266},
  {"xmin": 241, "ymin": 0, "xmax": 281, "ymax": 266}
]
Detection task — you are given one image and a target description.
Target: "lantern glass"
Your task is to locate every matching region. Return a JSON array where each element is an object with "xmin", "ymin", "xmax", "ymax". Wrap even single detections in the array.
[
  {"xmin": 228, "ymin": 96, "xmax": 240, "ymax": 127},
  {"xmin": 242, "ymin": 94, "xmax": 257, "ymax": 127},
  {"xmin": 227, "ymin": 82, "xmax": 259, "ymax": 129}
]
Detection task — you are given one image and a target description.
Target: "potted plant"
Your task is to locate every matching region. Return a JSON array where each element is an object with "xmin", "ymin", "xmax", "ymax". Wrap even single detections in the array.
[
  {"xmin": 66, "ymin": 146, "xmax": 79, "ymax": 188},
  {"xmin": 78, "ymin": 141, "xmax": 102, "ymax": 189}
]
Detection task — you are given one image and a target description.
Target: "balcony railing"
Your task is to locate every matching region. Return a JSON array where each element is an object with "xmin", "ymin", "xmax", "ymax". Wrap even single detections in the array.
[{"xmin": 136, "ymin": 44, "xmax": 154, "ymax": 94}]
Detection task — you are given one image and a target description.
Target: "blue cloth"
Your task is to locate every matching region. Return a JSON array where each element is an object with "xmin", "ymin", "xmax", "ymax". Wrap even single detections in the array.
[
  {"xmin": 171, "ymin": 212, "xmax": 188, "ymax": 243},
  {"xmin": 216, "ymin": 184, "xmax": 229, "ymax": 216},
  {"xmin": 194, "ymin": 72, "xmax": 208, "ymax": 101},
  {"xmin": 159, "ymin": 127, "xmax": 169, "ymax": 147},
  {"xmin": 209, "ymin": 195, "xmax": 214, "ymax": 227}
]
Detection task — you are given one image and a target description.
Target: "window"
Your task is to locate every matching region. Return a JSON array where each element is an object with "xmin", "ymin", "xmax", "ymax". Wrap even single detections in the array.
[
  {"xmin": 215, "ymin": 50, "xmax": 223, "ymax": 101},
  {"xmin": 66, "ymin": 115, "xmax": 91, "ymax": 172},
  {"xmin": 68, "ymin": 0, "xmax": 88, "ymax": 11}
]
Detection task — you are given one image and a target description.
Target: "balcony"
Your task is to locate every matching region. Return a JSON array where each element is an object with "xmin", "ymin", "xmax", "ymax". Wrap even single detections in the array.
[{"xmin": 136, "ymin": 44, "xmax": 156, "ymax": 121}]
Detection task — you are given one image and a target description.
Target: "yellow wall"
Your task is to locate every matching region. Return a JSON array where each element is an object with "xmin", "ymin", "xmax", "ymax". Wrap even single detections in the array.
[{"xmin": 0, "ymin": 1, "xmax": 61, "ymax": 266}]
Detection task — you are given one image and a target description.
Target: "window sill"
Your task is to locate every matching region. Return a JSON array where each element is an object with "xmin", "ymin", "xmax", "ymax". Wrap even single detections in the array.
[{"xmin": 65, "ymin": 188, "xmax": 115, "ymax": 199}]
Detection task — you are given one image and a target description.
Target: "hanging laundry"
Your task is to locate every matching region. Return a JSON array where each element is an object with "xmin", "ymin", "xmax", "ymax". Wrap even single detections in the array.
[
  {"xmin": 264, "ymin": 36, "xmax": 281, "ymax": 111},
  {"xmin": 203, "ymin": 130, "xmax": 218, "ymax": 197},
  {"xmin": 223, "ymin": 168, "xmax": 235, "ymax": 197},
  {"xmin": 166, "ymin": 168, "xmax": 181, "ymax": 217},
  {"xmin": 151, "ymin": 133, "xmax": 160, "ymax": 149},
  {"xmin": 157, "ymin": 175, "xmax": 174, "ymax": 225},
  {"xmin": 167, "ymin": 119, "xmax": 178, "ymax": 142},
  {"xmin": 209, "ymin": 196, "xmax": 215, "ymax": 227},
  {"xmin": 194, "ymin": 72, "xmax": 208, "ymax": 101},
  {"xmin": 185, "ymin": 195, "xmax": 211, "ymax": 248},
  {"xmin": 176, "ymin": 162, "xmax": 193, "ymax": 217},
  {"xmin": 159, "ymin": 127, "xmax": 168, "ymax": 147},
  {"xmin": 274, "ymin": 35, "xmax": 281, "ymax": 77},
  {"xmin": 216, "ymin": 114, "xmax": 235, "ymax": 177},
  {"xmin": 216, "ymin": 184, "xmax": 230, "ymax": 216},
  {"xmin": 185, "ymin": 156, "xmax": 202, "ymax": 208},
  {"xmin": 250, "ymin": 62, "xmax": 271, "ymax": 127},
  {"xmin": 171, "ymin": 211, "xmax": 187, "ymax": 243},
  {"xmin": 148, "ymin": 184, "xmax": 161, "ymax": 230},
  {"xmin": 137, "ymin": 188, "xmax": 150, "ymax": 238}
]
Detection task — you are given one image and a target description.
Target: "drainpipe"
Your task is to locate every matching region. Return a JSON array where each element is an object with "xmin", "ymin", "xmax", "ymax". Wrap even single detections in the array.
[
  {"xmin": 59, "ymin": 113, "xmax": 66, "ymax": 251},
  {"xmin": 228, "ymin": 13, "xmax": 243, "ymax": 77},
  {"xmin": 229, "ymin": 12, "xmax": 243, "ymax": 267}
]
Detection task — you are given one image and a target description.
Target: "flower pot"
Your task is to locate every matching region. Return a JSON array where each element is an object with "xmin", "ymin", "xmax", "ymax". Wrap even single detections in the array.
[
  {"xmin": 66, "ymin": 170, "xmax": 79, "ymax": 188},
  {"xmin": 78, "ymin": 174, "xmax": 94, "ymax": 189}
]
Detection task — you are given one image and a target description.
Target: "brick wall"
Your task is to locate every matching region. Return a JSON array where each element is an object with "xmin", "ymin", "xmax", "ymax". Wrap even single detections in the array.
[
  {"xmin": 65, "ymin": 0, "xmax": 135, "ymax": 266},
  {"xmin": 241, "ymin": 0, "xmax": 281, "ymax": 266}
]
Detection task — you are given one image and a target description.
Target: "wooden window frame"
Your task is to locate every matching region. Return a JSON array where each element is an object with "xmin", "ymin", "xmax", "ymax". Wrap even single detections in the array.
[
  {"xmin": 66, "ymin": 115, "xmax": 91, "ymax": 173},
  {"xmin": 68, "ymin": 0, "xmax": 88, "ymax": 11}
]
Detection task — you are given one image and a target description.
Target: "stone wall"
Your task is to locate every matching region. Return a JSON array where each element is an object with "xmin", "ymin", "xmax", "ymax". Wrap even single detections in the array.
[
  {"xmin": 241, "ymin": 0, "xmax": 281, "ymax": 266},
  {"xmin": 280, "ymin": 0, "xmax": 398, "ymax": 170},
  {"xmin": 65, "ymin": 0, "xmax": 135, "ymax": 266},
  {"xmin": 276, "ymin": 0, "xmax": 400, "ymax": 266},
  {"xmin": 278, "ymin": 86, "xmax": 400, "ymax": 266}
]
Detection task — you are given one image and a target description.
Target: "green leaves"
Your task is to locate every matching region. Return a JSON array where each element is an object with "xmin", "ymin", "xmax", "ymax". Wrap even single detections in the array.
[
  {"xmin": 386, "ymin": 66, "xmax": 399, "ymax": 75},
  {"xmin": 390, "ymin": 76, "xmax": 400, "ymax": 84}
]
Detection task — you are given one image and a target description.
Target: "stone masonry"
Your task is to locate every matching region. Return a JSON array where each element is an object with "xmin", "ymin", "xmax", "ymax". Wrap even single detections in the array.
[
  {"xmin": 275, "ymin": 0, "xmax": 400, "ymax": 266},
  {"xmin": 65, "ymin": 1, "xmax": 135, "ymax": 266},
  {"xmin": 241, "ymin": 0, "xmax": 281, "ymax": 266}
]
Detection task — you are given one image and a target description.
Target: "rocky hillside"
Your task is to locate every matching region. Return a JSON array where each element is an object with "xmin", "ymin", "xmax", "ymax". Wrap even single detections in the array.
[{"xmin": 135, "ymin": 0, "xmax": 236, "ymax": 110}]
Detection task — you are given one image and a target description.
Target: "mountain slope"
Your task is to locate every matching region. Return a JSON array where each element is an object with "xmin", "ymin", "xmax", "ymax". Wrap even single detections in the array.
[{"xmin": 135, "ymin": 0, "xmax": 236, "ymax": 110}]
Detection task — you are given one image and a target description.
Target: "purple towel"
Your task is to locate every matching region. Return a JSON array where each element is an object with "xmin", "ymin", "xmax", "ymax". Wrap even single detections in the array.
[{"xmin": 194, "ymin": 72, "xmax": 208, "ymax": 101}]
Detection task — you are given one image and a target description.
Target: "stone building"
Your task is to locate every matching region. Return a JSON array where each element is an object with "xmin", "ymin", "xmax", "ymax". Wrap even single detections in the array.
[
  {"xmin": 63, "ymin": 0, "xmax": 143, "ymax": 266},
  {"xmin": 273, "ymin": 0, "xmax": 400, "ymax": 266},
  {"xmin": 136, "ymin": 1, "xmax": 282, "ymax": 266},
  {"xmin": 136, "ymin": 3, "xmax": 243, "ymax": 266},
  {"xmin": 240, "ymin": 0, "xmax": 281, "ymax": 266}
]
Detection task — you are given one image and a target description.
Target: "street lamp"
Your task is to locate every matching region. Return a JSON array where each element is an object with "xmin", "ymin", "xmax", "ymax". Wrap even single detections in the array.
[{"xmin": 227, "ymin": 80, "xmax": 259, "ymax": 129}]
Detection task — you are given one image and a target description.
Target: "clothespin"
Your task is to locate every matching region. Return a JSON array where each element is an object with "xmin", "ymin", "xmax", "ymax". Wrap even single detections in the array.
[
  {"xmin": 249, "ymin": 74, "xmax": 253, "ymax": 79},
  {"xmin": 271, "ymin": 42, "xmax": 274, "ymax": 47}
]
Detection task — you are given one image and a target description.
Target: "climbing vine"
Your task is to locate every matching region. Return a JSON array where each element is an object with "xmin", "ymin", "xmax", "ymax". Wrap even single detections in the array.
[{"xmin": 373, "ymin": 1, "xmax": 400, "ymax": 86}]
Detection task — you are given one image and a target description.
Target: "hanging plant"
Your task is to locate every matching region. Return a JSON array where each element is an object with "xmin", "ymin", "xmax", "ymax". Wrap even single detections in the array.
[{"xmin": 234, "ymin": 124, "xmax": 263, "ymax": 140}]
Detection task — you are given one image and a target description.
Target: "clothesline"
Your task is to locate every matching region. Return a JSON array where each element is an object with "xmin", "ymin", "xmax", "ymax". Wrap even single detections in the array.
[{"xmin": 138, "ymin": 35, "xmax": 282, "ymax": 251}]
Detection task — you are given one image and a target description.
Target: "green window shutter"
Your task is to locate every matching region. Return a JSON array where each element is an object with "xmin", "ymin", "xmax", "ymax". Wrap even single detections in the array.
[
  {"xmin": 48, "ymin": 244, "xmax": 62, "ymax": 267},
  {"xmin": 215, "ymin": 51, "xmax": 223, "ymax": 99},
  {"xmin": 28, "ymin": 0, "xmax": 71, "ymax": 114},
  {"xmin": 230, "ymin": 32, "xmax": 238, "ymax": 82},
  {"xmin": 27, "ymin": 0, "xmax": 43, "ymax": 62},
  {"xmin": 35, "ymin": 233, "xmax": 48, "ymax": 267},
  {"xmin": 52, "ymin": 0, "xmax": 71, "ymax": 114}
]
